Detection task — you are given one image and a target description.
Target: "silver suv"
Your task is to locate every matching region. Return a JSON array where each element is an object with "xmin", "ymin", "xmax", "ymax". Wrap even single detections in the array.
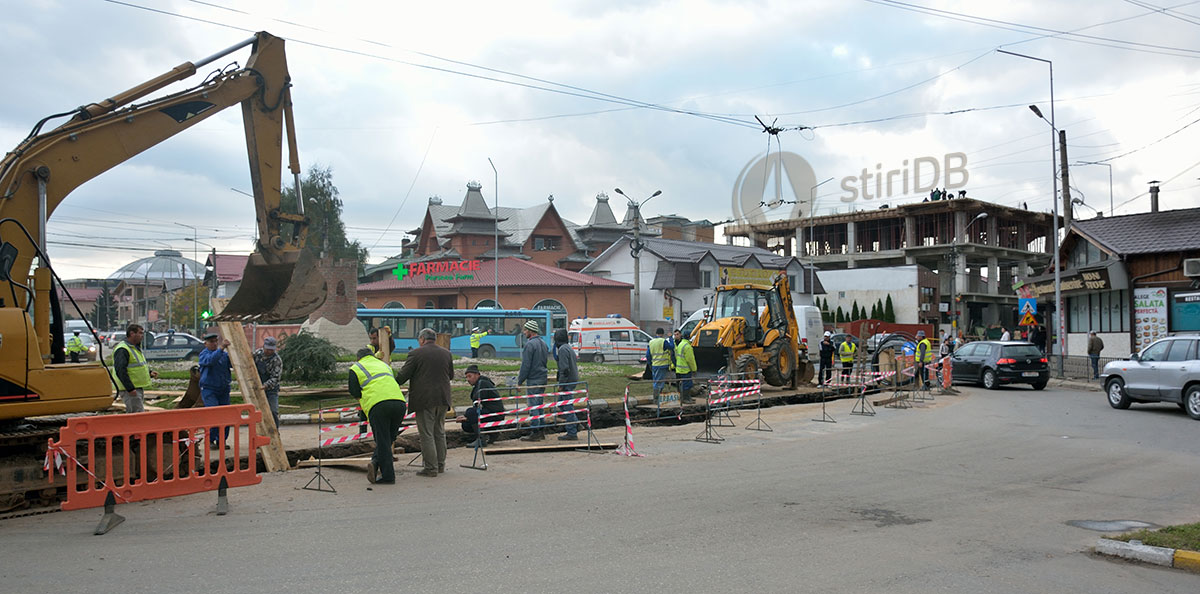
[{"xmin": 1101, "ymin": 336, "xmax": 1200, "ymax": 420}]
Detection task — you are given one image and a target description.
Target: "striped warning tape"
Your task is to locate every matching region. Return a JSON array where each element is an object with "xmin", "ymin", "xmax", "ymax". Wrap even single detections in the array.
[
  {"xmin": 478, "ymin": 407, "xmax": 590, "ymax": 429},
  {"xmin": 319, "ymin": 426, "xmax": 409, "ymax": 447},
  {"xmin": 477, "ymin": 388, "xmax": 587, "ymax": 403},
  {"xmin": 710, "ymin": 388, "xmax": 761, "ymax": 406},
  {"xmin": 320, "ymin": 411, "xmax": 416, "ymax": 432},
  {"xmin": 477, "ymin": 396, "xmax": 589, "ymax": 420}
]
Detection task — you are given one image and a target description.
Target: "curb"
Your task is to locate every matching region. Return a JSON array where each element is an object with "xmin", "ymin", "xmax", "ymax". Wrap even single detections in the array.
[{"xmin": 1095, "ymin": 538, "xmax": 1200, "ymax": 572}]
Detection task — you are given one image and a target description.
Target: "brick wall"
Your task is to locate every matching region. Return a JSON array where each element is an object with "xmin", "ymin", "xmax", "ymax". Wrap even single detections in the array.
[{"xmin": 307, "ymin": 258, "xmax": 359, "ymax": 326}]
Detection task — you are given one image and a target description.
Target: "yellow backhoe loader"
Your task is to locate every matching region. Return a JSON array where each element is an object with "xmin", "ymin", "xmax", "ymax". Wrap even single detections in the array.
[{"xmin": 690, "ymin": 273, "xmax": 814, "ymax": 387}]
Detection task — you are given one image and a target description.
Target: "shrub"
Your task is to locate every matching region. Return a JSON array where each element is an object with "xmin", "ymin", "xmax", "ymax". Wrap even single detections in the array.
[{"xmin": 279, "ymin": 331, "xmax": 339, "ymax": 382}]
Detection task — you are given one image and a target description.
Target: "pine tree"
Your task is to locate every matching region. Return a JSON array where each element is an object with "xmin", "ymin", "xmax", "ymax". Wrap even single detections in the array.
[
  {"xmin": 851, "ymin": 301, "xmax": 860, "ymax": 320},
  {"xmin": 884, "ymin": 295, "xmax": 896, "ymax": 323},
  {"xmin": 836, "ymin": 306, "xmax": 845, "ymax": 323},
  {"xmin": 91, "ymin": 282, "xmax": 118, "ymax": 330},
  {"xmin": 870, "ymin": 303, "xmax": 879, "ymax": 320},
  {"xmin": 875, "ymin": 298, "xmax": 884, "ymax": 320}
]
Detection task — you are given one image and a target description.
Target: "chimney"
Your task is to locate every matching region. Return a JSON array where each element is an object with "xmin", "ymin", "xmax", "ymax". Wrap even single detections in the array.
[{"xmin": 1148, "ymin": 180, "xmax": 1160, "ymax": 213}]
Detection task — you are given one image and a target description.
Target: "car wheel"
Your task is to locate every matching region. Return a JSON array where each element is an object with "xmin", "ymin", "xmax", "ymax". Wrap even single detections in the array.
[
  {"xmin": 1106, "ymin": 377, "xmax": 1131, "ymax": 409},
  {"xmin": 1185, "ymin": 385, "xmax": 1200, "ymax": 421},
  {"xmin": 185, "ymin": 352, "xmax": 198, "ymax": 362},
  {"xmin": 982, "ymin": 368, "xmax": 997, "ymax": 390},
  {"xmin": 592, "ymin": 353, "xmax": 604, "ymax": 364},
  {"xmin": 478, "ymin": 345, "xmax": 496, "ymax": 359},
  {"xmin": 1031, "ymin": 380, "xmax": 1047, "ymax": 390}
]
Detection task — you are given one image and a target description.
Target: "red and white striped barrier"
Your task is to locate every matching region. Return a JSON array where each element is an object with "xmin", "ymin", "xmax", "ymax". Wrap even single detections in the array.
[
  {"xmin": 479, "ymin": 396, "xmax": 589, "ymax": 419},
  {"xmin": 614, "ymin": 387, "xmax": 643, "ymax": 457},
  {"xmin": 477, "ymin": 388, "xmax": 587, "ymax": 403},
  {"xmin": 318, "ymin": 405, "xmax": 361, "ymax": 414},
  {"xmin": 478, "ymin": 408, "xmax": 589, "ymax": 429},
  {"xmin": 320, "ymin": 411, "xmax": 416, "ymax": 432},
  {"xmin": 320, "ymin": 426, "xmax": 408, "ymax": 447}
]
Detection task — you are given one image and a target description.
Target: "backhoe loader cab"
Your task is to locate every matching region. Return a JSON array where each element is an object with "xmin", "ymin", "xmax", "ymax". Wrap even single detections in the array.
[{"xmin": 690, "ymin": 273, "xmax": 813, "ymax": 387}]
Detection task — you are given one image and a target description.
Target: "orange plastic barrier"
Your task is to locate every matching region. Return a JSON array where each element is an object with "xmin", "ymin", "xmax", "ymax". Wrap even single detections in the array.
[{"xmin": 46, "ymin": 404, "xmax": 270, "ymax": 511}]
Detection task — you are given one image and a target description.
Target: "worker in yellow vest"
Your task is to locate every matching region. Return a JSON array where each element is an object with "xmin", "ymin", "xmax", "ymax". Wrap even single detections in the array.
[
  {"xmin": 915, "ymin": 330, "xmax": 933, "ymax": 388},
  {"xmin": 110, "ymin": 324, "xmax": 158, "ymax": 413},
  {"xmin": 349, "ymin": 347, "xmax": 408, "ymax": 485},
  {"xmin": 66, "ymin": 330, "xmax": 87, "ymax": 363},
  {"xmin": 469, "ymin": 327, "xmax": 489, "ymax": 358},
  {"xmin": 838, "ymin": 338, "xmax": 857, "ymax": 380},
  {"xmin": 671, "ymin": 328, "xmax": 697, "ymax": 403},
  {"xmin": 647, "ymin": 328, "xmax": 672, "ymax": 402}
]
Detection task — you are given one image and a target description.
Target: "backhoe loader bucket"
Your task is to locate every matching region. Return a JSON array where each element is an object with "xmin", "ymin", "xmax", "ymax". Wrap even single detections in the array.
[{"xmin": 214, "ymin": 250, "xmax": 326, "ymax": 322}]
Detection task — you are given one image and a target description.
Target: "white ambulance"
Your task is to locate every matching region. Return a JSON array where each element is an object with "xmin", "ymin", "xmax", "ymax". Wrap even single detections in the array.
[{"xmin": 567, "ymin": 316, "xmax": 652, "ymax": 364}]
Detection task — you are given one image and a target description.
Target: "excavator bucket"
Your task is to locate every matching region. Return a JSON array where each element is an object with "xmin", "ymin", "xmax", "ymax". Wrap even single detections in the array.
[{"xmin": 214, "ymin": 249, "xmax": 326, "ymax": 322}]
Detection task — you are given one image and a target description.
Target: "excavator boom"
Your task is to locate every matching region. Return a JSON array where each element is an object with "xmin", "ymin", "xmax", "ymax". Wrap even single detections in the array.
[{"xmin": 0, "ymin": 31, "xmax": 325, "ymax": 420}]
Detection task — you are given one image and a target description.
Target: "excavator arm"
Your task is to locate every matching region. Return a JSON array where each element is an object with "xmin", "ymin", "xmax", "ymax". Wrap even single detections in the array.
[{"xmin": 0, "ymin": 31, "xmax": 325, "ymax": 419}]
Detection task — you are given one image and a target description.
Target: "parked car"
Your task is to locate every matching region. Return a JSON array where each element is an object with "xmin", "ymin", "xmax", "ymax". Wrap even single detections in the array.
[
  {"xmin": 1101, "ymin": 336, "xmax": 1200, "ymax": 420},
  {"xmin": 949, "ymin": 340, "xmax": 1048, "ymax": 390},
  {"xmin": 830, "ymin": 333, "xmax": 861, "ymax": 355},
  {"xmin": 143, "ymin": 332, "xmax": 206, "ymax": 361},
  {"xmin": 106, "ymin": 329, "xmax": 156, "ymax": 348},
  {"xmin": 60, "ymin": 332, "xmax": 99, "ymax": 361}
]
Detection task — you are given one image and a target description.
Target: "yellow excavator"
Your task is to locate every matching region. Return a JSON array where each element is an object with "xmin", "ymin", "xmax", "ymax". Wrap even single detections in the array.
[
  {"xmin": 0, "ymin": 31, "xmax": 325, "ymax": 422},
  {"xmin": 690, "ymin": 273, "xmax": 813, "ymax": 387}
]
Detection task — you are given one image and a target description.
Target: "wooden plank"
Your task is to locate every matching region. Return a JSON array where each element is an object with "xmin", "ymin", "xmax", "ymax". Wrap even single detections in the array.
[
  {"xmin": 378, "ymin": 326, "xmax": 392, "ymax": 361},
  {"xmin": 295, "ymin": 455, "xmax": 397, "ymax": 470},
  {"xmin": 484, "ymin": 442, "xmax": 618, "ymax": 455},
  {"xmin": 872, "ymin": 395, "xmax": 909, "ymax": 406},
  {"xmin": 217, "ymin": 318, "xmax": 290, "ymax": 472}
]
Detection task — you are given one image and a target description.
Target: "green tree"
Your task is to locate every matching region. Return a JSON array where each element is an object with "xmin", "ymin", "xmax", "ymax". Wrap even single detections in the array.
[
  {"xmin": 165, "ymin": 283, "xmax": 211, "ymax": 333},
  {"xmin": 836, "ymin": 306, "xmax": 845, "ymax": 323},
  {"xmin": 851, "ymin": 301, "xmax": 860, "ymax": 320},
  {"xmin": 90, "ymin": 282, "xmax": 118, "ymax": 330},
  {"xmin": 870, "ymin": 302, "xmax": 879, "ymax": 320},
  {"xmin": 283, "ymin": 165, "xmax": 369, "ymax": 275},
  {"xmin": 884, "ymin": 295, "xmax": 896, "ymax": 323},
  {"xmin": 279, "ymin": 331, "xmax": 339, "ymax": 382}
]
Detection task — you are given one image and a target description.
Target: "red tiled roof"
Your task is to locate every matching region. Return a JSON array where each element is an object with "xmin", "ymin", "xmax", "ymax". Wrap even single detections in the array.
[
  {"xmin": 209, "ymin": 254, "xmax": 249, "ymax": 282},
  {"xmin": 358, "ymin": 257, "xmax": 630, "ymax": 292}
]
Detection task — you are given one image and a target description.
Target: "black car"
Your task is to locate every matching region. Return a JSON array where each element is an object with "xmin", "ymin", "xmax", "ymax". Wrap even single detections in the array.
[{"xmin": 950, "ymin": 340, "xmax": 1048, "ymax": 390}]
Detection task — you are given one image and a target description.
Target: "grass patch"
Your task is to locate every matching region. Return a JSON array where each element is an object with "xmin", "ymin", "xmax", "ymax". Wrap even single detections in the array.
[{"xmin": 1109, "ymin": 522, "xmax": 1200, "ymax": 551}]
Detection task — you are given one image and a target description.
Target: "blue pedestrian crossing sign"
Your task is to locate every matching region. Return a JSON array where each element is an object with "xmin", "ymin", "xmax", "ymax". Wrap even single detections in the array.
[{"xmin": 1019, "ymin": 298, "xmax": 1037, "ymax": 316}]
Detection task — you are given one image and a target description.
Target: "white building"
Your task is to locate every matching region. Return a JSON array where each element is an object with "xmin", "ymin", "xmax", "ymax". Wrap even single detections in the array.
[
  {"xmin": 818, "ymin": 265, "xmax": 941, "ymax": 326},
  {"xmin": 582, "ymin": 236, "xmax": 824, "ymax": 331}
]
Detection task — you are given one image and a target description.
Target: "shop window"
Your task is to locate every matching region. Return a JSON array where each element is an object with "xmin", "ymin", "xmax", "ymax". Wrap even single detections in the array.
[
  {"xmin": 383, "ymin": 301, "xmax": 405, "ymax": 309},
  {"xmin": 475, "ymin": 299, "xmax": 502, "ymax": 309},
  {"xmin": 1068, "ymin": 289, "xmax": 1128, "ymax": 333}
]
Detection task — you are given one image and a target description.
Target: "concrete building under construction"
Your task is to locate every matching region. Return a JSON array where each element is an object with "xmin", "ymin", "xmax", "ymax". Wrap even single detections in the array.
[{"xmin": 724, "ymin": 198, "xmax": 1057, "ymax": 333}]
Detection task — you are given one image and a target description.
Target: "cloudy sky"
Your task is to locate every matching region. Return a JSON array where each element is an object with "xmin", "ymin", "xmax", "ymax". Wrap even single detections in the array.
[{"xmin": 3, "ymin": 0, "xmax": 1199, "ymax": 280}]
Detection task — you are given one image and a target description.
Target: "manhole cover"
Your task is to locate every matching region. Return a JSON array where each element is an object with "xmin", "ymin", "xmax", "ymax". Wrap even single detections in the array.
[{"xmin": 1067, "ymin": 519, "xmax": 1158, "ymax": 532}]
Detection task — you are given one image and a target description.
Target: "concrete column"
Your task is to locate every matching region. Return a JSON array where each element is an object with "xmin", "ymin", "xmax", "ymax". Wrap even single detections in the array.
[
  {"xmin": 846, "ymin": 222, "xmax": 857, "ymax": 269},
  {"xmin": 1017, "ymin": 221, "xmax": 1027, "ymax": 250},
  {"xmin": 956, "ymin": 253, "xmax": 968, "ymax": 295},
  {"xmin": 988, "ymin": 256, "xmax": 999, "ymax": 295},
  {"xmin": 987, "ymin": 216, "xmax": 998, "ymax": 246},
  {"xmin": 904, "ymin": 216, "xmax": 916, "ymax": 249},
  {"xmin": 955, "ymin": 211, "xmax": 967, "ymax": 243},
  {"xmin": 795, "ymin": 227, "xmax": 807, "ymax": 257}
]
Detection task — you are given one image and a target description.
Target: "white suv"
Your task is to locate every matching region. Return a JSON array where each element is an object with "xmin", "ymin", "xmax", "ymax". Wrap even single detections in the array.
[{"xmin": 1101, "ymin": 336, "xmax": 1200, "ymax": 420}]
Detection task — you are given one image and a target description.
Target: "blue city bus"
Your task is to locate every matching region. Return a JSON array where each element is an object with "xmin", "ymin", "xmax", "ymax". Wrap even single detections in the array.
[{"xmin": 356, "ymin": 308, "xmax": 553, "ymax": 358}]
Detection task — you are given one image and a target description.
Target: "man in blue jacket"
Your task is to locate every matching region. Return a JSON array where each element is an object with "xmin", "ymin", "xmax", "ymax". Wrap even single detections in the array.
[{"xmin": 199, "ymin": 332, "xmax": 233, "ymax": 446}]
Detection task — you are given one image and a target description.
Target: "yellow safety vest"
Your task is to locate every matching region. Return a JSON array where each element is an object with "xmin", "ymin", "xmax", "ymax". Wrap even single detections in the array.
[
  {"xmin": 649, "ymin": 337, "xmax": 671, "ymax": 367},
  {"xmin": 674, "ymin": 339, "xmax": 696, "ymax": 374},
  {"xmin": 470, "ymin": 332, "xmax": 488, "ymax": 348},
  {"xmin": 66, "ymin": 335, "xmax": 86, "ymax": 354},
  {"xmin": 917, "ymin": 338, "xmax": 932, "ymax": 363},
  {"xmin": 352, "ymin": 356, "xmax": 406, "ymax": 420},
  {"xmin": 839, "ymin": 341, "xmax": 857, "ymax": 363},
  {"xmin": 111, "ymin": 341, "xmax": 151, "ymax": 389}
]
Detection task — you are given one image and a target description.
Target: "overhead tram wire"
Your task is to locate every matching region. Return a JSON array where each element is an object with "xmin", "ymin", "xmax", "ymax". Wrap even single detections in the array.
[
  {"xmin": 369, "ymin": 128, "xmax": 437, "ymax": 251},
  {"xmin": 864, "ymin": 0, "xmax": 1200, "ymax": 59},
  {"xmin": 1122, "ymin": 0, "xmax": 1200, "ymax": 26},
  {"xmin": 102, "ymin": 0, "xmax": 758, "ymax": 131}
]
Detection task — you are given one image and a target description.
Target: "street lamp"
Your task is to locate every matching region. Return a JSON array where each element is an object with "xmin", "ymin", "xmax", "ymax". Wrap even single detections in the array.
[
  {"xmin": 488, "ymin": 157, "xmax": 499, "ymax": 308},
  {"xmin": 176, "ymin": 222, "xmax": 200, "ymax": 334},
  {"xmin": 949, "ymin": 213, "xmax": 988, "ymax": 336},
  {"xmin": 1000, "ymin": 48, "xmax": 1065, "ymax": 378},
  {"xmin": 1075, "ymin": 161, "xmax": 1113, "ymax": 217},
  {"xmin": 808, "ymin": 177, "xmax": 834, "ymax": 303},
  {"xmin": 613, "ymin": 187, "xmax": 662, "ymax": 328}
]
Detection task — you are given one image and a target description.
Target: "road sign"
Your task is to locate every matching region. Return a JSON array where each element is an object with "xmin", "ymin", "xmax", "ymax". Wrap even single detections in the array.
[
  {"xmin": 1019, "ymin": 312, "xmax": 1037, "ymax": 326},
  {"xmin": 1019, "ymin": 298, "xmax": 1037, "ymax": 315}
]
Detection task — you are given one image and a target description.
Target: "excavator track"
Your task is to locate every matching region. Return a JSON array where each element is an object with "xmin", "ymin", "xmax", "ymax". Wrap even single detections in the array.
[{"xmin": 0, "ymin": 423, "xmax": 66, "ymax": 516}]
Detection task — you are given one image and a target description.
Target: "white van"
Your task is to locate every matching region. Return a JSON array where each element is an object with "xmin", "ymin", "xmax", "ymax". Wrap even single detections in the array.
[
  {"xmin": 678, "ymin": 308, "xmax": 711, "ymax": 341},
  {"xmin": 794, "ymin": 305, "xmax": 824, "ymax": 361},
  {"xmin": 567, "ymin": 317, "xmax": 652, "ymax": 364}
]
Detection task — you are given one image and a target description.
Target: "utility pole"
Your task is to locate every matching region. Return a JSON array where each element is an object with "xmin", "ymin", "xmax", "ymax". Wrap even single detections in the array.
[
  {"xmin": 614, "ymin": 188, "xmax": 661, "ymax": 328},
  {"xmin": 1059, "ymin": 129, "xmax": 1072, "ymax": 230}
]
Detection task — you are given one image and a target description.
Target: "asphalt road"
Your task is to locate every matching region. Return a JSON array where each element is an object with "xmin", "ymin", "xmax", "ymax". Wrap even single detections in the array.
[{"xmin": 3, "ymin": 385, "xmax": 1199, "ymax": 593}]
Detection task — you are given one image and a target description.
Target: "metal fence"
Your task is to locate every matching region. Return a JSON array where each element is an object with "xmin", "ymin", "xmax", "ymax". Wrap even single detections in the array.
[{"xmin": 1046, "ymin": 355, "xmax": 1125, "ymax": 382}]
